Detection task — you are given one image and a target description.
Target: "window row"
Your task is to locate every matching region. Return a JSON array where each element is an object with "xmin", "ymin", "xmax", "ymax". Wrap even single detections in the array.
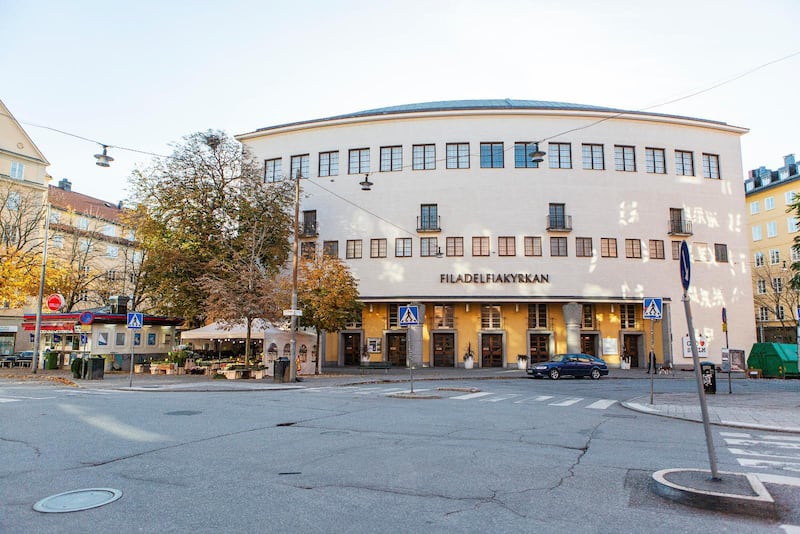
[
  {"xmin": 749, "ymin": 191, "xmax": 797, "ymax": 215},
  {"xmin": 264, "ymin": 143, "xmax": 722, "ymax": 180},
  {"xmin": 751, "ymin": 218, "xmax": 800, "ymax": 241},
  {"xmin": 306, "ymin": 236, "xmax": 728, "ymax": 262}
]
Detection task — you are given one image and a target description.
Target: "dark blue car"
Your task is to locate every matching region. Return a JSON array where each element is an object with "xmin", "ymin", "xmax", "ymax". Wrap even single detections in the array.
[{"xmin": 527, "ymin": 353, "xmax": 609, "ymax": 380}]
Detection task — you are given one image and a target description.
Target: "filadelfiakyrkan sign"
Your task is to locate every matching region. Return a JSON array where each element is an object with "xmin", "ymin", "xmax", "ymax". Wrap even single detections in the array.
[{"xmin": 440, "ymin": 273, "xmax": 550, "ymax": 284}]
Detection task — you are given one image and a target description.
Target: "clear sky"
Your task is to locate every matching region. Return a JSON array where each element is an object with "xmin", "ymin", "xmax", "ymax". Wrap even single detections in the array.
[{"xmin": 2, "ymin": 0, "xmax": 798, "ymax": 203}]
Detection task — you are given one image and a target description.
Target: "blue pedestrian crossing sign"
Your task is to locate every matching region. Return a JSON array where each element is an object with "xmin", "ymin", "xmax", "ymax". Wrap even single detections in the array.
[
  {"xmin": 127, "ymin": 312, "xmax": 143, "ymax": 329},
  {"xmin": 399, "ymin": 305, "xmax": 420, "ymax": 326},
  {"xmin": 642, "ymin": 298, "xmax": 663, "ymax": 320}
]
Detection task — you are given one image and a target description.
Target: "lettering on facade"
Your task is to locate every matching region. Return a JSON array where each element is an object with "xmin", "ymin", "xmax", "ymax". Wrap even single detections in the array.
[{"xmin": 439, "ymin": 273, "xmax": 550, "ymax": 284}]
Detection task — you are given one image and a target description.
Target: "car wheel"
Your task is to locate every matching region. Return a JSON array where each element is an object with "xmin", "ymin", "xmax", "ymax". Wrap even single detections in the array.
[
  {"xmin": 549, "ymin": 368, "xmax": 560, "ymax": 380},
  {"xmin": 590, "ymin": 368, "xmax": 601, "ymax": 380}
]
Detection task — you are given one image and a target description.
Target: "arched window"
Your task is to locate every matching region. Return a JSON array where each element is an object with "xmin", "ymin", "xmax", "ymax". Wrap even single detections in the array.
[
  {"xmin": 299, "ymin": 344, "xmax": 308, "ymax": 361},
  {"xmin": 267, "ymin": 343, "xmax": 278, "ymax": 358},
  {"xmin": 283, "ymin": 343, "xmax": 291, "ymax": 357}
]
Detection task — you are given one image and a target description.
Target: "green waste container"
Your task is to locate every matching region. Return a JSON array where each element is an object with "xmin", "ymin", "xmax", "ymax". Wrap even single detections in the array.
[
  {"xmin": 747, "ymin": 343, "xmax": 799, "ymax": 378},
  {"xmin": 45, "ymin": 352, "xmax": 59, "ymax": 370}
]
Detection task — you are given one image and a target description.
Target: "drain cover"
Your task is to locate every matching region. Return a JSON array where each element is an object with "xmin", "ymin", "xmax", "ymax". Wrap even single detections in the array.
[{"xmin": 33, "ymin": 488, "xmax": 122, "ymax": 513}]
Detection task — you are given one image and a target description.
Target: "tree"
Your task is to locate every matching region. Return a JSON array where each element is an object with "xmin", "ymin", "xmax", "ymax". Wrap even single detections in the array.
[
  {"xmin": 752, "ymin": 255, "xmax": 798, "ymax": 341},
  {"xmin": 296, "ymin": 255, "xmax": 362, "ymax": 374},
  {"xmin": 0, "ymin": 183, "xmax": 46, "ymax": 307}
]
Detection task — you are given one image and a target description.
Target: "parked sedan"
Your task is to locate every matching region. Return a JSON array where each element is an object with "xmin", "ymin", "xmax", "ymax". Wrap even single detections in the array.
[{"xmin": 527, "ymin": 353, "xmax": 609, "ymax": 380}]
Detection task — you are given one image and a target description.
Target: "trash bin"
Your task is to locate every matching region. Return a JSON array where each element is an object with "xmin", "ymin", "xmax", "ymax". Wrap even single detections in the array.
[
  {"xmin": 86, "ymin": 357, "xmax": 105, "ymax": 380},
  {"xmin": 700, "ymin": 361, "xmax": 716, "ymax": 394},
  {"xmin": 274, "ymin": 357, "xmax": 290, "ymax": 383},
  {"xmin": 45, "ymin": 351, "xmax": 59, "ymax": 370}
]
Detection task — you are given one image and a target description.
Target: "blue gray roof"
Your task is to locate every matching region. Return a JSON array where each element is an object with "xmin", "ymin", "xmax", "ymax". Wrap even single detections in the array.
[{"xmin": 252, "ymin": 98, "xmax": 727, "ymax": 134}]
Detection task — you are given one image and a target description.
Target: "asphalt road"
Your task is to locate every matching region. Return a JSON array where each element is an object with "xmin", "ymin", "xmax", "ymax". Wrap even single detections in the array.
[{"xmin": 1, "ymin": 377, "xmax": 798, "ymax": 533}]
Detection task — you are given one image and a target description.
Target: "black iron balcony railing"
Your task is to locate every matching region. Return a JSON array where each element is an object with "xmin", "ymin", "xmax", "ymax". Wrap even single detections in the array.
[
  {"xmin": 668, "ymin": 219, "xmax": 693, "ymax": 236},
  {"xmin": 546, "ymin": 215, "xmax": 572, "ymax": 232},
  {"xmin": 417, "ymin": 215, "xmax": 441, "ymax": 232}
]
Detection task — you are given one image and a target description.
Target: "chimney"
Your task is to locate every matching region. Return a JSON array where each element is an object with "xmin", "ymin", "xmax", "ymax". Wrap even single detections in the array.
[
  {"xmin": 58, "ymin": 178, "xmax": 72, "ymax": 191},
  {"xmin": 109, "ymin": 295, "xmax": 129, "ymax": 315}
]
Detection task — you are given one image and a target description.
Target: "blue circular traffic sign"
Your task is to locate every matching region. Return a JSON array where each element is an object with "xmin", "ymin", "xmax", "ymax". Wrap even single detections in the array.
[
  {"xmin": 79, "ymin": 311, "xmax": 95, "ymax": 325},
  {"xmin": 679, "ymin": 241, "xmax": 691, "ymax": 290}
]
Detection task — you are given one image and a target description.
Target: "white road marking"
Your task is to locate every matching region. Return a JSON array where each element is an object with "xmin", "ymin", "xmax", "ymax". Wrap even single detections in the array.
[
  {"xmin": 779, "ymin": 525, "xmax": 800, "ymax": 534},
  {"xmin": 728, "ymin": 448, "xmax": 800, "ymax": 461},
  {"xmin": 450, "ymin": 392, "xmax": 494, "ymax": 400},
  {"xmin": 549, "ymin": 398, "xmax": 583, "ymax": 407},
  {"xmin": 719, "ymin": 431, "xmax": 752, "ymax": 438},
  {"xmin": 586, "ymin": 399, "xmax": 617, "ymax": 410},
  {"xmin": 0, "ymin": 398, "xmax": 22, "ymax": 403},
  {"xmin": 387, "ymin": 389, "xmax": 431, "ymax": 395},
  {"xmin": 480, "ymin": 394, "xmax": 520, "ymax": 402},
  {"xmin": 724, "ymin": 438, "xmax": 800, "ymax": 450},
  {"xmin": 737, "ymin": 458, "xmax": 800, "ymax": 472}
]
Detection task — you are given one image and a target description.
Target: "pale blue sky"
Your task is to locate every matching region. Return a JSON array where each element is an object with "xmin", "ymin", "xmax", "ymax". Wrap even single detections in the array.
[{"xmin": 1, "ymin": 0, "xmax": 798, "ymax": 203}]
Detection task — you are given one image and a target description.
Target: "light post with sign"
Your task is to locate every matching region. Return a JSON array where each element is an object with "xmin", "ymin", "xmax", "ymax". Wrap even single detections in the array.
[
  {"xmin": 643, "ymin": 297, "xmax": 662, "ymax": 404},
  {"xmin": 680, "ymin": 240, "xmax": 720, "ymax": 480},
  {"xmin": 127, "ymin": 312, "xmax": 143, "ymax": 387}
]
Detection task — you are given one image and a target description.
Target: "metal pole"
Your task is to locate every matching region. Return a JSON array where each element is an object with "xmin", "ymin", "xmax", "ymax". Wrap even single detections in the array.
[
  {"xmin": 649, "ymin": 318, "xmax": 655, "ymax": 404},
  {"xmin": 128, "ymin": 312, "xmax": 135, "ymax": 388},
  {"xmin": 683, "ymin": 291, "xmax": 720, "ymax": 480},
  {"xmin": 289, "ymin": 170, "xmax": 300, "ymax": 382},
  {"xmin": 32, "ymin": 203, "xmax": 51, "ymax": 374}
]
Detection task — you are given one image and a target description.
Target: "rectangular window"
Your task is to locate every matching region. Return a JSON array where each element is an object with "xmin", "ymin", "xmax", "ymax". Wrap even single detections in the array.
[
  {"xmin": 345, "ymin": 239, "xmax": 362, "ymax": 259},
  {"xmin": 601, "ymin": 238, "xmax": 617, "ymax": 258},
  {"xmin": 528, "ymin": 304, "xmax": 548, "ymax": 328},
  {"xmin": 103, "ymin": 224, "xmax": 116, "ymax": 237},
  {"xmin": 789, "ymin": 218, "xmax": 799, "ymax": 233},
  {"xmin": 773, "ymin": 277, "xmax": 784, "ymax": 294},
  {"xmin": 756, "ymin": 279, "xmax": 767, "ymax": 294},
  {"xmin": 714, "ymin": 243, "xmax": 728, "ymax": 263},
  {"xmin": 116, "ymin": 332, "xmax": 126, "ymax": 346},
  {"xmin": 675, "ymin": 150, "xmax": 694, "ymax": 176},
  {"xmin": 380, "ymin": 146, "xmax": 402, "ymax": 172},
  {"xmin": 702, "ymin": 153, "xmax": 720, "ymax": 179},
  {"xmin": 645, "ymin": 148, "xmax": 666, "ymax": 174},
  {"xmin": 290, "ymin": 154, "xmax": 310, "ymax": 179},
  {"xmin": 412, "ymin": 144, "xmax": 435, "ymax": 170},
  {"xmin": 319, "ymin": 151, "xmax": 339, "ymax": 177},
  {"xmin": 481, "ymin": 305, "xmax": 502, "ymax": 329},
  {"xmin": 79, "ymin": 238, "xmax": 92, "ymax": 253},
  {"xmin": 672, "ymin": 241, "xmax": 681, "ymax": 260},
  {"xmin": 786, "ymin": 191, "xmax": 796, "ymax": 205},
  {"xmin": 750, "ymin": 201, "xmax": 760, "ymax": 215},
  {"xmin": 752, "ymin": 226, "xmax": 762, "ymax": 241},
  {"xmin": 582, "ymin": 304, "xmax": 594, "ymax": 328},
  {"xmin": 625, "ymin": 239, "xmax": 642, "ymax": 258},
  {"xmin": 524, "ymin": 236, "xmax": 542, "ymax": 256},
  {"xmin": 614, "ymin": 145, "xmax": 636, "ymax": 172},
  {"xmin": 550, "ymin": 236, "xmax": 567, "ymax": 257},
  {"xmin": 446, "ymin": 143, "xmax": 470, "ymax": 169},
  {"xmin": 514, "ymin": 142, "xmax": 540, "ymax": 168},
  {"xmin": 420, "ymin": 204, "xmax": 439, "ymax": 230},
  {"xmin": 255, "ymin": 157, "xmax": 279, "ymax": 185},
  {"xmin": 76, "ymin": 217, "xmax": 89, "ymax": 230},
  {"xmin": 498, "ymin": 236, "xmax": 516, "ymax": 256},
  {"xmin": 472, "ymin": 236, "xmax": 490, "ymax": 256},
  {"xmin": 10, "ymin": 161, "xmax": 24, "ymax": 179},
  {"xmin": 106, "ymin": 245, "xmax": 119, "ymax": 258},
  {"xmin": 770, "ymin": 249, "xmax": 780, "ymax": 264},
  {"xmin": 370, "ymin": 238, "xmax": 387, "ymax": 258},
  {"xmin": 620, "ymin": 304, "xmax": 636, "ymax": 329},
  {"xmin": 758, "ymin": 306, "xmax": 769, "ymax": 321},
  {"xmin": 302, "ymin": 210, "xmax": 317, "ymax": 235},
  {"xmin": 300, "ymin": 241, "xmax": 316, "ymax": 259},
  {"xmin": 754, "ymin": 252, "xmax": 764, "ymax": 267},
  {"xmin": 395, "ymin": 238, "xmax": 412, "ymax": 257},
  {"xmin": 7, "ymin": 191, "xmax": 20, "ymax": 211},
  {"xmin": 548, "ymin": 203, "xmax": 567, "ymax": 230},
  {"xmin": 106, "ymin": 270, "xmax": 117, "ymax": 281},
  {"xmin": 52, "ymin": 234, "xmax": 64, "ymax": 248},
  {"xmin": 767, "ymin": 221, "xmax": 778, "ymax": 238},
  {"xmin": 776, "ymin": 305, "xmax": 786, "ymax": 320},
  {"xmin": 420, "ymin": 237, "xmax": 439, "ymax": 257},
  {"xmin": 446, "ymin": 237, "xmax": 463, "ymax": 257},
  {"xmin": 434, "ymin": 305, "xmax": 455, "ymax": 328},
  {"xmin": 581, "ymin": 144, "xmax": 604, "ymax": 170},
  {"xmin": 348, "ymin": 148, "xmax": 370, "ymax": 174},
  {"xmin": 793, "ymin": 248, "xmax": 800, "ymax": 262},
  {"xmin": 765, "ymin": 197, "xmax": 775, "ymax": 210},
  {"xmin": 323, "ymin": 240, "xmax": 339, "ymax": 258},
  {"xmin": 575, "ymin": 237, "xmax": 593, "ymax": 257},
  {"xmin": 649, "ymin": 240, "xmax": 665, "ymax": 259},
  {"xmin": 548, "ymin": 142, "xmax": 572, "ymax": 169},
  {"xmin": 480, "ymin": 142, "xmax": 504, "ymax": 168}
]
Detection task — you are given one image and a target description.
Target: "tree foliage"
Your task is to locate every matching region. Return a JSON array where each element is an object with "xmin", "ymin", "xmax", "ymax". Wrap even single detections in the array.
[{"xmin": 0, "ymin": 183, "xmax": 46, "ymax": 307}]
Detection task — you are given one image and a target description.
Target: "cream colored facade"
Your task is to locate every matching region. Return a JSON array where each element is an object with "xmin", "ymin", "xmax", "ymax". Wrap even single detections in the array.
[
  {"xmin": 238, "ymin": 100, "xmax": 754, "ymax": 369},
  {"xmin": 745, "ymin": 155, "xmax": 800, "ymax": 343}
]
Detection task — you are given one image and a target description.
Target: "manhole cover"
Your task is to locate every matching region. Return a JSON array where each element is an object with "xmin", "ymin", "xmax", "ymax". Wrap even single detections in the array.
[{"xmin": 34, "ymin": 488, "xmax": 122, "ymax": 513}]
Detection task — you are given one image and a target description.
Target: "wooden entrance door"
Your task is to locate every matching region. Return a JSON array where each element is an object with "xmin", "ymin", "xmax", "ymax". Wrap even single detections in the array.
[
  {"xmin": 387, "ymin": 333, "xmax": 407, "ymax": 367},
  {"xmin": 343, "ymin": 333, "xmax": 361, "ymax": 366},
  {"xmin": 481, "ymin": 334, "xmax": 503, "ymax": 367},
  {"xmin": 581, "ymin": 334, "xmax": 598, "ymax": 356},
  {"xmin": 529, "ymin": 334, "xmax": 549, "ymax": 363},
  {"xmin": 623, "ymin": 335, "xmax": 641, "ymax": 368},
  {"xmin": 433, "ymin": 333, "xmax": 455, "ymax": 367}
]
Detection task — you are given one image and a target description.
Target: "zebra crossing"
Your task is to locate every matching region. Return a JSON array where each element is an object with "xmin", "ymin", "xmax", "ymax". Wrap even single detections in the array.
[
  {"xmin": 721, "ymin": 431, "xmax": 800, "ymax": 473},
  {"xmin": 299, "ymin": 385, "xmax": 618, "ymax": 410},
  {"xmin": 0, "ymin": 388, "xmax": 122, "ymax": 404}
]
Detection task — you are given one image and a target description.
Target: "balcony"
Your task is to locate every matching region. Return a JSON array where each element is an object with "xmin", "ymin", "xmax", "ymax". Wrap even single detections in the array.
[
  {"xmin": 667, "ymin": 219, "xmax": 693, "ymax": 236},
  {"xmin": 546, "ymin": 215, "xmax": 572, "ymax": 232},
  {"xmin": 417, "ymin": 215, "xmax": 441, "ymax": 232},
  {"xmin": 300, "ymin": 221, "xmax": 318, "ymax": 237}
]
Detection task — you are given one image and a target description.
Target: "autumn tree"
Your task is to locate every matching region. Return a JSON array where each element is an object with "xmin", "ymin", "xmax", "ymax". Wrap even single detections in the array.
[
  {"xmin": 297, "ymin": 254, "xmax": 362, "ymax": 374},
  {"xmin": 0, "ymin": 182, "xmax": 47, "ymax": 307}
]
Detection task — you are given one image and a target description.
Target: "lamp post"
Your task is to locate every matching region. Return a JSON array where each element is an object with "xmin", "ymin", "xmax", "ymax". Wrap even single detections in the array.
[
  {"xmin": 31, "ymin": 202, "xmax": 51, "ymax": 374},
  {"xmin": 288, "ymin": 170, "xmax": 301, "ymax": 382}
]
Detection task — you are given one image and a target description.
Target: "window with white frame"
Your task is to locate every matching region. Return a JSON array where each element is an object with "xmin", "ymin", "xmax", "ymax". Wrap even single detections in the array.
[
  {"xmin": 481, "ymin": 305, "xmax": 502, "ymax": 329},
  {"xmin": 754, "ymin": 252, "xmax": 764, "ymax": 266},
  {"xmin": 76, "ymin": 216, "xmax": 89, "ymax": 230},
  {"xmin": 765, "ymin": 196, "xmax": 775, "ymax": 210},
  {"xmin": 10, "ymin": 161, "xmax": 24, "ymax": 179},
  {"xmin": 412, "ymin": 144, "xmax": 435, "ymax": 170},
  {"xmin": 290, "ymin": 154, "xmax": 310, "ymax": 179},
  {"xmin": 380, "ymin": 146, "xmax": 402, "ymax": 172},
  {"xmin": 52, "ymin": 234, "xmax": 64, "ymax": 248},
  {"xmin": 758, "ymin": 306, "xmax": 769, "ymax": 321},
  {"xmin": 772, "ymin": 277, "xmax": 784, "ymax": 294},
  {"xmin": 767, "ymin": 221, "xmax": 778, "ymax": 238},
  {"xmin": 770, "ymin": 249, "xmax": 781, "ymax": 264},
  {"xmin": 756, "ymin": 279, "xmax": 767, "ymax": 294},
  {"xmin": 750, "ymin": 201, "xmax": 760, "ymax": 215},
  {"xmin": 79, "ymin": 239, "xmax": 92, "ymax": 253},
  {"xmin": 620, "ymin": 304, "xmax": 636, "ymax": 329},
  {"xmin": 645, "ymin": 148, "xmax": 666, "ymax": 174},
  {"xmin": 776, "ymin": 305, "xmax": 786, "ymax": 320},
  {"xmin": 792, "ymin": 248, "xmax": 800, "ymax": 262},
  {"xmin": 614, "ymin": 145, "xmax": 635, "ymax": 171},
  {"xmin": 348, "ymin": 148, "xmax": 370, "ymax": 174},
  {"xmin": 106, "ymin": 245, "xmax": 118, "ymax": 258},
  {"xmin": 785, "ymin": 191, "xmax": 796, "ymax": 205},
  {"xmin": 752, "ymin": 226, "xmax": 762, "ymax": 241},
  {"xmin": 702, "ymin": 153, "xmax": 720, "ymax": 179},
  {"xmin": 103, "ymin": 224, "xmax": 116, "ymax": 237},
  {"xmin": 319, "ymin": 151, "xmax": 339, "ymax": 177},
  {"xmin": 548, "ymin": 143, "xmax": 572, "ymax": 169},
  {"xmin": 433, "ymin": 305, "xmax": 454, "ymax": 328},
  {"xmin": 265, "ymin": 158, "xmax": 282, "ymax": 182},
  {"xmin": 788, "ymin": 218, "xmax": 799, "ymax": 233},
  {"xmin": 446, "ymin": 143, "xmax": 470, "ymax": 169},
  {"xmin": 581, "ymin": 144, "xmax": 604, "ymax": 170},
  {"xmin": 528, "ymin": 303, "xmax": 548, "ymax": 328}
]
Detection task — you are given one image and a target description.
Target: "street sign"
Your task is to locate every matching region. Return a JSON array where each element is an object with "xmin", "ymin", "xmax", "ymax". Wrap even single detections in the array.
[
  {"xmin": 399, "ymin": 305, "xmax": 419, "ymax": 326},
  {"xmin": 126, "ymin": 312, "xmax": 143, "ymax": 329},
  {"xmin": 642, "ymin": 298, "xmax": 663, "ymax": 320},
  {"xmin": 46, "ymin": 293, "xmax": 64, "ymax": 311},
  {"xmin": 80, "ymin": 333, "xmax": 88, "ymax": 345},
  {"xmin": 79, "ymin": 311, "xmax": 95, "ymax": 324},
  {"xmin": 679, "ymin": 241, "xmax": 691, "ymax": 290},
  {"xmin": 283, "ymin": 309, "xmax": 303, "ymax": 317}
]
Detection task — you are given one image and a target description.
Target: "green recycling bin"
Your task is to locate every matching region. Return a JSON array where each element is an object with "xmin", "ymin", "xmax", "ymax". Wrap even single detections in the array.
[{"xmin": 45, "ymin": 352, "xmax": 59, "ymax": 370}]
